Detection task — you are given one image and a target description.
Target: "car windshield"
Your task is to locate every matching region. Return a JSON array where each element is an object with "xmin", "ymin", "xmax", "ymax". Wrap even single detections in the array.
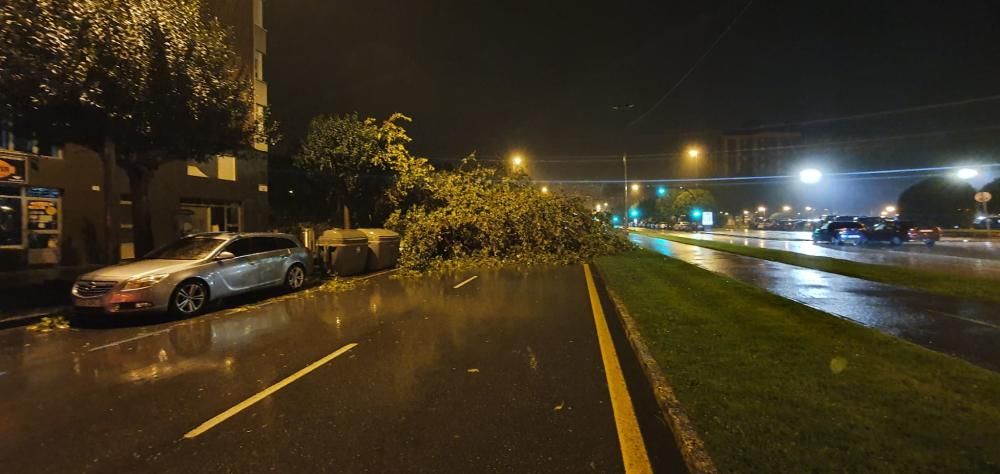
[{"xmin": 143, "ymin": 237, "xmax": 227, "ymax": 260}]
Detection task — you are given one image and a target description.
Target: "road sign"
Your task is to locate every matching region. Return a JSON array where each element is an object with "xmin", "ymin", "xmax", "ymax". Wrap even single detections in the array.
[{"xmin": 975, "ymin": 192, "xmax": 992, "ymax": 203}]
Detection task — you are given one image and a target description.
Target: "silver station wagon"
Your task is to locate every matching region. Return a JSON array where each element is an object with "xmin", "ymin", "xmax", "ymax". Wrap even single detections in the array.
[{"xmin": 72, "ymin": 232, "xmax": 311, "ymax": 316}]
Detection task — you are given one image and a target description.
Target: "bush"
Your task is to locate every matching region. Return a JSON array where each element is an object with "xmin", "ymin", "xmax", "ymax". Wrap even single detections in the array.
[{"xmin": 386, "ymin": 159, "xmax": 631, "ymax": 270}]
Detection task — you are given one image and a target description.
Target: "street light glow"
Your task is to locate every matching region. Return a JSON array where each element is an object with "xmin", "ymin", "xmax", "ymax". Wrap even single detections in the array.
[
  {"xmin": 782, "ymin": 205, "xmax": 792, "ymax": 212},
  {"xmin": 541, "ymin": 186, "xmax": 549, "ymax": 194},
  {"xmin": 742, "ymin": 210, "xmax": 750, "ymax": 215},
  {"xmin": 757, "ymin": 206, "xmax": 767, "ymax": 213},
  {"xmin": 657, "ymin": 186, "xmax": 666, "ymax": 196},
  {"xmin": 799, "ymin": 168, "xmax": 823, "ymax": 184},
  {"xmin": 956, "ymin": 168, "xmax": 979, "ymax": 180},
  {"xmin": 804, "ymin": 206, "xmax": 813, "ymax": 212},
  {"xmin": 511, "ymin": 155, "xmax": 523, "ymax": 167},
  {"xmin": 686, "ymin": 146, "xmax": 701, "ymax": 159},
  {"xmin": 885, "ymin": 205, "xmax": 897, "ymax": 213},
  {"xmin": 630, "ymin": 183, "xmax": 640, "ymax": 192}
]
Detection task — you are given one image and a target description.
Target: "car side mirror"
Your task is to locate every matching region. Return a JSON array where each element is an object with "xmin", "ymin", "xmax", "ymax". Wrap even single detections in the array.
[{"xmin": 215, "ymin": 251, "xmax": 235, "ymax": 261}]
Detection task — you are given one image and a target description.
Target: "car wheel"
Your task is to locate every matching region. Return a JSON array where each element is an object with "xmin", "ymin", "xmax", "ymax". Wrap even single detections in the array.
[
  {"xmin": 284, "ymin": 264, "xmax": 306, "ymax": 291},
  {"xmin": 890, "ymin": 236, "xmax": 902, "ymax": 246},
  {"xmin": 170, "ymin": 280, "xmax": 209, "ymax": 316},
  {"xmin": 924, "ymin": 240, "xmax": 935, "ymax": 247},
  {"xmin": 829, "ymin": 236, "xmax": 838, "ymax": 245}
]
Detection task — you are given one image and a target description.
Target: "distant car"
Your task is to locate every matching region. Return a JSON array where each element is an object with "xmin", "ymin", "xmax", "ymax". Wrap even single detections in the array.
[
  {"xmin": 837, "ymin": 225, "xmax": 868, "ymax": 245},
  {"xmin": 813, "ymin": 221, "xmax": 864, "ymax": 244},
  {"xmin": 973, "ymin": 215, "xmax": 1000, "ymax": 229},
  {"xmin": 656, "ymin": 223, "xmax": 670, "ymax": 230},
  {"xmin": 864, "ymin": 221, "xmax": 941, "ymax": 247},
  {"xmin": 902, "ymin": 222, "xmax": 942, "ymax": 246},
  {"xmin": 828, "ymin": 215, "xmax": 860, "ymax": 222},
  {"xmin": 855, "ymin": 216, "xmax": 884, "ymax": 228},
  {"xmin": 673, "ymin": 221, "xmax": 693, "ymax": 231},
  {"xmin": 72, "ymin": 232, "xmax": 311, "ymax": 316}
]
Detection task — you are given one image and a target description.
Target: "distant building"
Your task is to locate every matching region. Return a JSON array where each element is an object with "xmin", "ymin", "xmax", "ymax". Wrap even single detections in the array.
[
  {"xmin": 719, "ymin": 128, "xmax": 802, "ymax": 177},
  {"xmin": 0, "ymin": 0, "xmax": 269, "ymax": 270}
]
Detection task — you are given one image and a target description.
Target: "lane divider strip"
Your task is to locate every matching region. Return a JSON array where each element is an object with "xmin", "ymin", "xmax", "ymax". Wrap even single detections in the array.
[
  {"xmin": 453, "ymin": 275, "xmax": 478, "ymax": 289},
  {"xmin": 583, "ymin": 264, "xmax": 652, "ymax": 474},
  {"xmin": 183, "ymin": 342, "xmax": 358, "ymax": 439}
]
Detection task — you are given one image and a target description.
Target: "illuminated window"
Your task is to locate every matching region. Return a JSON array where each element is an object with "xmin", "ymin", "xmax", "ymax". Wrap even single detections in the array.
[
  {"xmin": 217, "ymin": 155, "xmax": 236, "ymax": 181},
  {"xmin": 254, "ymin": 50, "xmax": 264, "ymax": 81}
]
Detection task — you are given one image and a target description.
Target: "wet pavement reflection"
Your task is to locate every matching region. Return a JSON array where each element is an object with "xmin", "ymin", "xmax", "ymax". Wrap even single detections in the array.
[
  {"xmin": 656, "ymin": 230, "xmax": 1000, "ymax": 280},
  {"xmin": 632, "ymin": 233, "xmax": 1000, "ymax": 372},
  {"xmin": 705, "ymin": 229, "xmax": 1000, "ymax": 266},
  {"xmin": 0, "ymin": 267, "xmax": 630, "ymax": 473}
]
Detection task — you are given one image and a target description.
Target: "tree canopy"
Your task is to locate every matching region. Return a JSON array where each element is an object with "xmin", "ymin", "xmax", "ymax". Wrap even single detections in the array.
[
  {"xmin": 898, "ymin": 177, "xmax": 976, "ymax": 227},
  {"xmin": 294, "ymin": 112, "xmax": 432, "ymax": 228},
  {"xmin": 1, "ymin": 0, "xmax": 260, "ymax": 256}
]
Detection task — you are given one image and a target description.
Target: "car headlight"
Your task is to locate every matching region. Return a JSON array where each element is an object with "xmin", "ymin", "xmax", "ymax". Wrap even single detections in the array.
[{"xmin": 120, "ymin": 274, "xmax": 170, "ymax": 291}]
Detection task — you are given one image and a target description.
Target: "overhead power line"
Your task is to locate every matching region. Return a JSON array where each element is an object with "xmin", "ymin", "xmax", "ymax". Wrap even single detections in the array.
[{"xmin": 627, "ymin": 0, "xmax": 755, "ymax": 129}]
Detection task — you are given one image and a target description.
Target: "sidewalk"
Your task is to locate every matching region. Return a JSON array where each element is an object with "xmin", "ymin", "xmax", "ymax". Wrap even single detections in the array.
[{"xmin": 0, "ymin": 265, "xmax": 100, "ymax": 329}]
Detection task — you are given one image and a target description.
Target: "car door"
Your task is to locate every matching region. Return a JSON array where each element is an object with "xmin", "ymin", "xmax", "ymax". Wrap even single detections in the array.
[
  {"xmin": 216, "ymin": 238, "xmax": 261, "ymax": 292},
  {"xmin": 253, "ymin": 237, "xmax": 289, "ymax": 287}
]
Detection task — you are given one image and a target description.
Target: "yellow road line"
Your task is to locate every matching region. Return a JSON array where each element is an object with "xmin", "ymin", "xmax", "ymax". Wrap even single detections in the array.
[
  {"xmin": 183, "ymin": 343, "xmax": 358, "ymax": 439},
  {"xmin": 583, "ymin": 264, "xmax": 652, "ymax": 474},
  {"xmin": 453, "ymin": 275, "xmax": 478, "ymax": 289}
]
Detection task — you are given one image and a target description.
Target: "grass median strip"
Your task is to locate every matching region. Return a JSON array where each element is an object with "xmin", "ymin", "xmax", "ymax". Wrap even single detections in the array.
[
  {"xmin": 595, "ymin": 249, "xmax": 1000, "ymax": 473},
  {"xmin": 634, "ymin": 229, "xmax": 1000, "ymax": 304}
]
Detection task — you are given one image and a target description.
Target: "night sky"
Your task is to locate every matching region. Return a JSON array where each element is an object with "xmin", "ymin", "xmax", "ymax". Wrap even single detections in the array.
[{"xmin": 267, "ymin": 0, "xmax": 1000, "ymax": 184}]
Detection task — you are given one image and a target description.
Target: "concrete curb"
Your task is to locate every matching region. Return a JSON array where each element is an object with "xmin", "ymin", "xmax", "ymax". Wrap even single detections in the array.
[
  {"xmin": 601, "ymin": 282, "xmax": 718, "ymax": 474},
  {"xmin": 0, "ymin": 307, "xmax": 68, "ymax": 330}
]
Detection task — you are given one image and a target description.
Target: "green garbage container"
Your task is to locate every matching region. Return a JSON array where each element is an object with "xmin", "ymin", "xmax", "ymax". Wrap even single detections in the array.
[
  {"xmin": 359, "ymin": 228, "xmax": 400, "ymax": 271},
  {"xmin": 316, "ymin": 229, "xmax": 368, "ymax": 276}
]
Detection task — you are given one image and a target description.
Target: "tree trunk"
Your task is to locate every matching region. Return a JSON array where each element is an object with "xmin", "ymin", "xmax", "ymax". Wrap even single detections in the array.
[
  {"xmin": 101, "ymin": 137, "xmax": 119, "ymax": 264},
  {"xmin": 126, "ymin": 164, "xmax": 156, "ymax": 257},
  {"xmin": 342, "ymin": 203, "xmax": 351, "ymax": 229}
]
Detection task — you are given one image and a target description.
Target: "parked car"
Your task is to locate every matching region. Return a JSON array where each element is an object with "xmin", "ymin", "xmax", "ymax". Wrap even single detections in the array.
[
  {"xmin": 72, "ymin": 232, "xmax": 311, "ymax": 316},
  {"xmin": 673, "ymin": 221, "xmax": 693, "ymax": 231},
  {"xmin": 862, "ymin": 221, "xmax": 910, "ymax": 246},
  {"xmin": 973, "ymin": 215, "xmax": 1000, "ymax": 229},
  {"xmin": 812, "ymin": 221, "xmax": 864, "ymax": 244}
]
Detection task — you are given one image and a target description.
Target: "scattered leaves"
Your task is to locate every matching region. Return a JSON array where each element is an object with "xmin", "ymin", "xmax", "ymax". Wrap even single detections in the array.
[{"xmin": 27, "ymin": 316, "xmax": 70, "ymax": 333}]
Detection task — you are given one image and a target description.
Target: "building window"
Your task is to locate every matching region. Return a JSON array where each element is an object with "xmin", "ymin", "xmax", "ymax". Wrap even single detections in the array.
[
  {"xmin": 1, "ymin": 121, "xmax": 62, "ymax": 158},
  {"xmin": 254, "ymin": 50, "xmax": 264, "ymax": 81},
  {"xmin": 217, "ymin": 154, "xmax": 236, "ymax": 181},
  {"xmin": 179, "ymin": 202, "xmax": 241, "ymax": 234},
  {"xmin": 253, "ymin": 0, "xmax": 263, "ymax": 27}
]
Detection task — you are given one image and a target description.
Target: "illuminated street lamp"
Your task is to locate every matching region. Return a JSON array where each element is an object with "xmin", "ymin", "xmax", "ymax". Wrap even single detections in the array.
[
  {"xmin": 799, "ymin": 168, "xmax": 823, "ymax": 184},
  {"xmin": 757, "ymin": 205, "xmax": 767, "ymax": 213},
  {"xmin": 657, "ymin": 186, "xmax": 667, "ymax": 197},
  {"xmin": 541, "ymin": 186, "xmax": 549, "ymax": 194},
  {"xmin": 511, "ymin": 154, "xmax": 524, "ymax": 169},
  {"xmin": 742, "ymin": 210, "xmax": 750, "ymax": 215},
  {"xmin": 804, "ymin": 206, "xmax": 813, "ymax": 212},
  {"xmin": 630, "ymin": 183, "xmax": 640, "ymax": 192},
  {"xmin": 885, "ymin": 205, "xmax": 897, "ymax": 214},
  {"xmin": 686, "ymin": 146, "xmax": 701, "ymax": 159},
  {"xmin": 956, "ymin": 168, "xmax": 979, "ymax": 180},
  {"xmin": 782, "ymin": 205, "xmax": 792, "ymax": 212}
]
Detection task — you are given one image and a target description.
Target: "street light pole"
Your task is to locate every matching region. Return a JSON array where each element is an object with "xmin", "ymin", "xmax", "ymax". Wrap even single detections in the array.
[{"xmin": 623, "ymin": 153, "xmax": 628, "ymax": 226}]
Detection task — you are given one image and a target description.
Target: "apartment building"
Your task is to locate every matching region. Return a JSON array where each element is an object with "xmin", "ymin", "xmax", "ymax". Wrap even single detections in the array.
[{"xmin": 0, "ymin": 0, "xmax": 269, "ymax": 270}]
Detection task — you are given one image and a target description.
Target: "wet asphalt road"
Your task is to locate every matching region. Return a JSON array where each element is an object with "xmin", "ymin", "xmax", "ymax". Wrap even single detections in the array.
[
  {"xmin": 631, "ymin": 233, "xmax": 1000, "ymax": 372},
  {"xmin": 708, "ymin": 229, "xmax": 1000, "ymax": 262},
  {"xmin": 669, "ymin": 231, "xmax": 1000, "ymax": 280},
  {"xmin": 0, "ymin": 267, "xmax": 680, "ymax": 473}
]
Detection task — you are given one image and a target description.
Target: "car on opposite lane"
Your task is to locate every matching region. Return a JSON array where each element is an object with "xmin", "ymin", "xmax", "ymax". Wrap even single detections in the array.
[
  {"xmin": 859, "ymin": 220, "xmax": 941, "ymax": 247},
  {"xmin": 72, "ymin": 232, "xmax": 311, "ymax": 316},
  {"xmin": 812, "ymin": 221, "xmax": 864, "ymax": 244}
]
